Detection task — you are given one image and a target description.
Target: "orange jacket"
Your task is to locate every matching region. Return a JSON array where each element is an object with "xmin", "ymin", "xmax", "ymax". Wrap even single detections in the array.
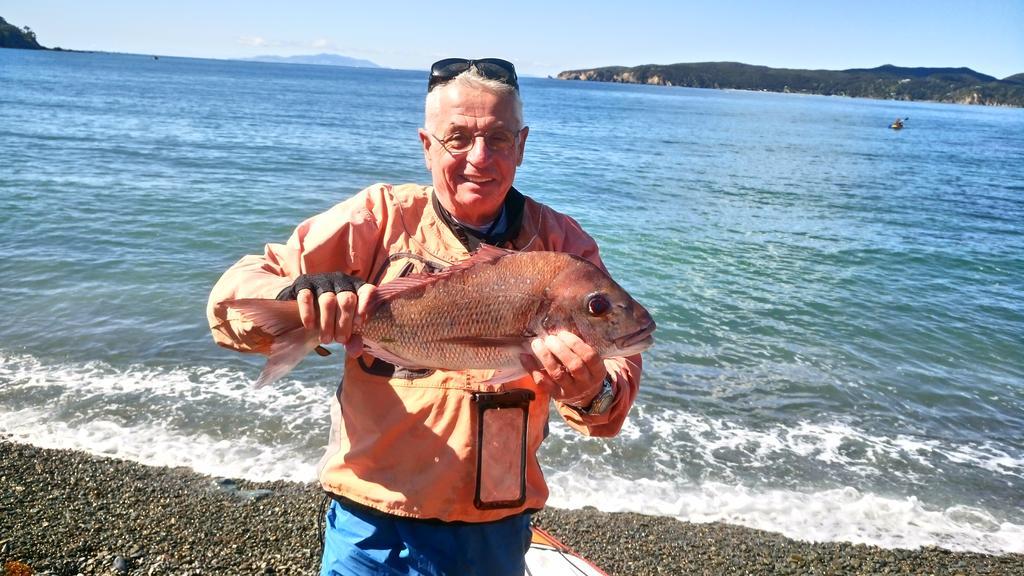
[{"xmin": 207, "ymin": 183, "xmax": 642, "ymax": 522}]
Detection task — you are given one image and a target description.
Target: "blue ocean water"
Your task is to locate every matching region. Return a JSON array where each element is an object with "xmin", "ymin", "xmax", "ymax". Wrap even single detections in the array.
[{"xmin": 2, "ymin": 49, "xmax": 1022, "ymax": 554}]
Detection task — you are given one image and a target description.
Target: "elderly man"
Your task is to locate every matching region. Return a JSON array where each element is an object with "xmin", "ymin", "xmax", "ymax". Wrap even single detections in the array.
[{"xmin": 207, "ymin": 58, "xmax": 642, "ymax": 575}]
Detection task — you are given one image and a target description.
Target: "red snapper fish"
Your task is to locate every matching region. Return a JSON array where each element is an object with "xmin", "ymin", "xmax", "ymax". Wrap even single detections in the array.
[{"xmin": 225, "ymin": 245, "xmax": 656, "ymax": 387}]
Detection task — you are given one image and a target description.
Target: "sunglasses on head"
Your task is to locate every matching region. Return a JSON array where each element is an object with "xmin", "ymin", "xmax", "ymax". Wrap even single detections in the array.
[{"xmin": 428, "ymin": 58, "xmax": 519, "ymax": 93}]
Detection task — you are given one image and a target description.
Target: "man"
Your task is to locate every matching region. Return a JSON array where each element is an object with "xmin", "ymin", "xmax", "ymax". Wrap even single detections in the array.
[{"xmin": 207, "ymin": 58, "xmax": 642, "ymax": 575}]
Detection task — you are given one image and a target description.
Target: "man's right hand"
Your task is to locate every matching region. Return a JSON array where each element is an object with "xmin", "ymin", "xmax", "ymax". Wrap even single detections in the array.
[{"xmin": 277, "ymin": 273, "xmax": 376, "ymax": 355}]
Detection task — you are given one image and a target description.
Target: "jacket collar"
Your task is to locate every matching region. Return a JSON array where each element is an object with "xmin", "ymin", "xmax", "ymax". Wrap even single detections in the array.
[{"xmin": 431, "ymin": 187, "xmax": 526, "ymax": 252}]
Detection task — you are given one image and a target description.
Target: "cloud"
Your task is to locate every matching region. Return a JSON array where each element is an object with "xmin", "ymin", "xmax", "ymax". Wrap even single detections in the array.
[
  {"xmin": 239, "ymin": 36, "xmax": 280, "ymax": 48},
  {"xmin": 311, "ymin": 38, "xmax": 336, "ymax": 50},
  {"xmin": 236, "ymin": 36, "xmax": 345, "ymax": 53}
]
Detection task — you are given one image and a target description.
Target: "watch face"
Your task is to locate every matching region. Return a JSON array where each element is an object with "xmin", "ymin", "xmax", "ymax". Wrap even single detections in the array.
[{"xmin": 589, "ymin": 381, "xmax": 615, "ymax": 415}]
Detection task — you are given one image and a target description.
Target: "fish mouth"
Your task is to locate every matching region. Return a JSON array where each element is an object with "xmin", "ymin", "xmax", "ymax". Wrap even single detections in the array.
[{"xmin": 615, "ymin": 321, "xmax": 656, "ymax": 355}]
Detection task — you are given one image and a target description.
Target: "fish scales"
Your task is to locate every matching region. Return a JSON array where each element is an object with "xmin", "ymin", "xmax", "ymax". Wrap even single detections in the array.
[{"xmin": 360, "ymin": 251, "xmax": 566, "ymax": 369}]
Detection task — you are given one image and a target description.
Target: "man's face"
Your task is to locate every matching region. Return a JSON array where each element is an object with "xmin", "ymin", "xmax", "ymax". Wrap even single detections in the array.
[{"xmin": 419, "ymin": 84, "xmax": 528, "ymax": 227}]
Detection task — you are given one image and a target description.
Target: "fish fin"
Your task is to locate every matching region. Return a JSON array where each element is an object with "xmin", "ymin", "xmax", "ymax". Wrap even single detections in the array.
[
  {"xmin": 470, "ymin": 243, "xmax": 517, "ymax": 261},
  {"xmin": 223, "ymin": 299, "xmax": 302, "ymax": 337},
  {"xmin": 255, "ymin": 328, "xmax": 320, "ymax": 388},
  {"xmin": 363, "ymin": 245, "xmax": 518, "ymax": 316},
  {"xmin": 477, "ymin": 365, "xmax": 529, "ymax": 386},
  {"xmin": 360, "ymin": 338, "xmax": 429, "ymax": 370}
]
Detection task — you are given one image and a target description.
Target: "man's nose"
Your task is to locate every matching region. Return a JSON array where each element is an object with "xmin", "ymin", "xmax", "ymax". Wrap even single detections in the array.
[{"xmin": 465, "ymin": 136, "xmax": 493, "ymax": 165}]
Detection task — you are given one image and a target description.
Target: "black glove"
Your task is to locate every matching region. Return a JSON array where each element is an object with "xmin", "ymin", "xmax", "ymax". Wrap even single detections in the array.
[{"xmin": 276, "ymin": 272, "xmax": 366, "ymax": 301}]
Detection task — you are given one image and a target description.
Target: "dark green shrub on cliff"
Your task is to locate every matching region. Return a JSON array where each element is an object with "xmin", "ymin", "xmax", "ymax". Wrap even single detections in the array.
[{"xmin": 0, "ymin": 16, "xmax": 46, "ymax": 49}]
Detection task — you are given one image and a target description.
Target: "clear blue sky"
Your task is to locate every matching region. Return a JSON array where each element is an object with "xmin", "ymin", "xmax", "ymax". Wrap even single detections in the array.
[{"xmin": 4, "ymin": 0, "xmax": 1023, "ymax": 79}]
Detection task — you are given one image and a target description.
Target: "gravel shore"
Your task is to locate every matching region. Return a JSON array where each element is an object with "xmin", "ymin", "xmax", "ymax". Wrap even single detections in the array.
[{"xmin": 2, "ymin": 439, "xmax": 1021, "ymax": 575}]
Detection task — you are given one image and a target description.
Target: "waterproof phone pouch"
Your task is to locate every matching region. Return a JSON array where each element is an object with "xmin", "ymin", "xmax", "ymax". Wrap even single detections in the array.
[{"xmin": 472, "ymin": 389, "xmax": 535, "ymax": 510}]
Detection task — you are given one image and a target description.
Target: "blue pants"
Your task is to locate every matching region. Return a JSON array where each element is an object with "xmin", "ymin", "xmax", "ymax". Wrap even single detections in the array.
[{"xmin": 320, "ymin": 498, "xmax": 532, "ymax": 576}]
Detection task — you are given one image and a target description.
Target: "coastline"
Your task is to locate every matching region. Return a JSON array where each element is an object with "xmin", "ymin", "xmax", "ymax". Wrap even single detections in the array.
[
  {"xmin": 2, "ymin": 440, "xmax": 1021, "ymax": 575},
  {"xmin": 555, "ymin": 63, "xmax": 1024, "ymax": 108}
]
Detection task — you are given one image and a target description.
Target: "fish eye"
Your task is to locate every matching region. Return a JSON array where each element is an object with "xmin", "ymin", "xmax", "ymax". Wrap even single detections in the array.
[{"xmin": 586, "ymin": 293, "xmax": 612, "ymax": 317}]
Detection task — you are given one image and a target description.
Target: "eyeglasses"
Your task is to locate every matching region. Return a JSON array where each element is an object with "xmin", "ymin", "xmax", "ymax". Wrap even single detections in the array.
[
  {"xmin": 430, "ymin": 128, "xmax": 523, "ymax": 157},
  {"xmin": 428, "ymin": 58, "xmax": 519, "ymax": 93}
]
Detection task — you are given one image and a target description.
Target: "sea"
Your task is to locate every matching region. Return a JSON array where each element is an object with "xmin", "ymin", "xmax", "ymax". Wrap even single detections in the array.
[{"xmin": 2, "ymin": 49, "xmax": 1022, "ymax": 556}]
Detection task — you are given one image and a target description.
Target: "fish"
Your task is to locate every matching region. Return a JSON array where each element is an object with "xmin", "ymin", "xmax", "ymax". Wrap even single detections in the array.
[{"xmin": 224, "ymin": 244, "xmax": 656, "ymax": 387}]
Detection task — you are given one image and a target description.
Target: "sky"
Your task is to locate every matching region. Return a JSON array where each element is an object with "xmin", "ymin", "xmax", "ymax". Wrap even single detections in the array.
[{"xmin": 3, "ymin": 0, "xmax": 1023, "ymax": 79}]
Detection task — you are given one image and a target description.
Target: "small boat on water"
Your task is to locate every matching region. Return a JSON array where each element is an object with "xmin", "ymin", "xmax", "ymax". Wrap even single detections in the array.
[{"xmin": 890, "ymin": 118, "xmax": 905, "ymax": 130}]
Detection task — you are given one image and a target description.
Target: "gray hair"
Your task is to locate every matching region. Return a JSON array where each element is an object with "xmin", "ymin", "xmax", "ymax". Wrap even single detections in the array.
[{"xmin": 424, "ymin": 67, "xmax": 524, "ymax": 133}]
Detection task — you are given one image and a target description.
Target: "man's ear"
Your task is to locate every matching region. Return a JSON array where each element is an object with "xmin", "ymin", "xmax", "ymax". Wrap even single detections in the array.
[
  {"xmin": 516, "ymin": 126, "xmax": 529, "ymax": 167},
  {"xmin": 418, "ymin": 129, "xmax": 433, "ymax": 170}
]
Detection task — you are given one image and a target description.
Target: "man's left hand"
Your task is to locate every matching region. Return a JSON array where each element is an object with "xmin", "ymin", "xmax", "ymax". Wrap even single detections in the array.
[{"xmin": 521, "ymin": 332, "xmax": 606, "ymax": 407}]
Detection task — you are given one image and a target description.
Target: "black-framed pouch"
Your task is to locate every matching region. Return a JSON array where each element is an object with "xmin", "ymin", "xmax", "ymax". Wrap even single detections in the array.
[{"xmin": 472, "ymin": 389, "xmax": 535, "ymax": 510}]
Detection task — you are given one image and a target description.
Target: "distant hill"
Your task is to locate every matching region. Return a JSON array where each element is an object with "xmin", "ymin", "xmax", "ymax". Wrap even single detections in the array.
[
  {"xmin": 0, "ymin": 16, "xmax": 45, "ymax": 49},
  {"xmin": 243, "ymin": 53, "xmax": 380, "ymax": 68},
  {"xmin": 557, "ymin": 62, "xmax": 1024, "ymax": 107}
]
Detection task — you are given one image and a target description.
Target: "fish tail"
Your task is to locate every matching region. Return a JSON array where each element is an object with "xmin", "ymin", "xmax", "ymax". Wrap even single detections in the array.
[
  {"xmin": 255, "ymin": 327, "xmax": 321, "ymax": 388},
  {"xmin": 223, "ymin": 298, "xmax": 317, "ymax": 387}
]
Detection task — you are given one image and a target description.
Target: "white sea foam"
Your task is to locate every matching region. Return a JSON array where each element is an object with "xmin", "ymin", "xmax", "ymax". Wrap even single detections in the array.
[
  {"xmin": 543, "ymin": 405, "xmax": 1024, "ymax": 555},
  {"xmin": 568, "ymin": 404, "xmax": 1024, "ymax": 479},
  {"xmin": 0, "ymin": 351, "xmax": 324, "ymax": 481},
  {"xmin": 1, "ymin": 407, "xmax": 316, "ymax": 482},
  {"xmin": 544, "ymin": 474, "xmax": 1024, "ymax": 555},
  {"xmin": 0, "ymin": 351, "xmax": 329, "ymax": 419},
  {"xmin": 3, "ymin": 351, "xmax": 1022, "ymax": 554}
]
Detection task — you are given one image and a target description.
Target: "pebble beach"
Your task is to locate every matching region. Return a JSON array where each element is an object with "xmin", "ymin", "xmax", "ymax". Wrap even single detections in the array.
[{"xmin": 2, "ymin": 439, "xmax": 1021, "ymax": 576}]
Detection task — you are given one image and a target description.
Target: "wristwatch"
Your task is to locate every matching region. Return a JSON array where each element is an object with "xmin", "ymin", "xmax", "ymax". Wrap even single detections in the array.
[{"xmin": 573, "ymin": 376, "xmax": 616, "ymax": 416}]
